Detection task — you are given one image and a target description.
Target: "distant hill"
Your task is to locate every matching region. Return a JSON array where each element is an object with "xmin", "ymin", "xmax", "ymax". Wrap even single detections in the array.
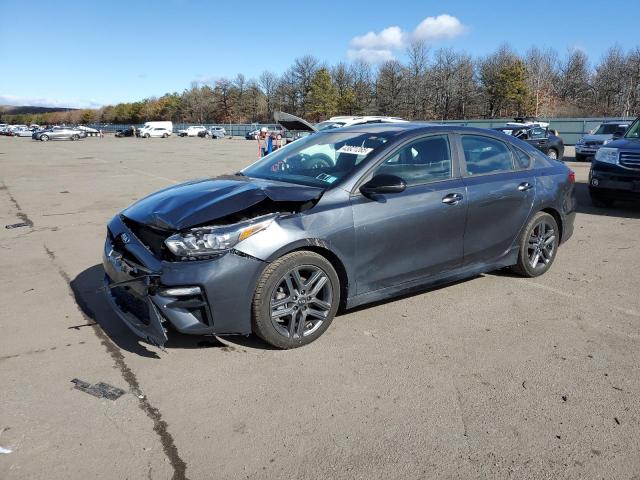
[{"xmin": 0, "ymin": 105, "xmax": 77, "ymax": 115}]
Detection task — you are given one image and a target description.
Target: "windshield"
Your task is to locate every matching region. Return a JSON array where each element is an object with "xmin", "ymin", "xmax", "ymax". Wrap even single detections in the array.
[
  {"xmin": 315, "ymin": 121, "xmax": 346, "ymax": 131},
  {"xmin": 623, "ymin": 120, "xmax": 639, "ymax": 139},
  {"xmin": 595, "ymin": 123, "xmax": 628, "ymax": 135},
  {"xmin": 243, "ymin": 131, "xmax": 393, "ymax": 187}
]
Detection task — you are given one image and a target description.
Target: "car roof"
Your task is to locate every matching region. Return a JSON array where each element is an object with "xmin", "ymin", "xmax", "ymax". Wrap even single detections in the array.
[{"xmin": 325, "ymin": 122, "xmax": 521, "ymax": 139}]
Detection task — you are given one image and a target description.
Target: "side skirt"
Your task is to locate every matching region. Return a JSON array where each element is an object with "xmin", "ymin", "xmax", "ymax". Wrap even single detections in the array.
[{"xmin": 345, "ymin": 249, "xmax": 519, "ymax": 310}]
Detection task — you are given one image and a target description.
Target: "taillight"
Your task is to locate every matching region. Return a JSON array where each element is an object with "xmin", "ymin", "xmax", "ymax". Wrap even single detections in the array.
[{"xmin": 568, "ymin": 170, "xmax": 575, "ymax": 183}]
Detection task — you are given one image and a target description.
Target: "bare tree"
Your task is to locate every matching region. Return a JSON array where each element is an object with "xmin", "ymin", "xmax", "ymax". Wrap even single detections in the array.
[
  {"xmin": 525, "ymin": 47, "xmax": 558, "ymax": 116},
  {"xmin": 376, "ymin": 60, "xmax": 405, "ymax": 115},
  {"xmin": 557, "ymin": 49, "xmax": 592, "ymax": 114},
  {"xmin": 350, "ymin": 60, "xmax": 374, "ymax": 114},
  {"xmin": 405, "ymin": 39, "xmax": 429, "ymax": 118},
  {"xmin": 291, "ymin": 55, "xmax": 320, "ymax": 116},
  {"xmin": 259, "ymin": 70, "xmax": 279, "ymax": 119}
]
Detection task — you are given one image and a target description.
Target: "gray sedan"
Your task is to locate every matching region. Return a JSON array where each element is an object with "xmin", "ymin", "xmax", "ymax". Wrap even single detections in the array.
[
  {"xmin": 103, "ymin": 123, "xmax": 576, "ymax": 349},
  {"xmin": 32, "ymin": 126, "xmax": 85, "ymax": 141}
]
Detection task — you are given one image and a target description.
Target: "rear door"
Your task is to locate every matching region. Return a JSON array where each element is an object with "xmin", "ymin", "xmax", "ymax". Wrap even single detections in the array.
[
  {"xmin": 457, "ymin": 134, "xmax": 535, "ymax": 266},
  {"xmin": 526, "ymin": 127, "xmax": 550, "ymax": 154},
  {"xmin": 351, "ymin": 134, "xmax": 467, "ymax": 294}
]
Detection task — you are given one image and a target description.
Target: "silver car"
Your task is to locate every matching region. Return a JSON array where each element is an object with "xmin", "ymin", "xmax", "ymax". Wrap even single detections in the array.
[
  {"xmin": 32, "ymin": 126, "xmax": 85, "ymax": 142},
  {"xmin": 575, "ymin": 121, "xmax": 631, "ymax": 161}
]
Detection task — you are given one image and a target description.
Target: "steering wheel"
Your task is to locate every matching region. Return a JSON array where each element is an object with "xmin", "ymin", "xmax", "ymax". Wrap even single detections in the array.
[{"xmin": 301, "ymin": 153, "xmax": 332, "ymax": 170}]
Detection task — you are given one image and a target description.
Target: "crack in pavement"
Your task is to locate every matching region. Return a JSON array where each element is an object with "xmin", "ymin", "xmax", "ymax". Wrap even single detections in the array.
[
  {"xmin": 43, "ymin": 244, "xmax": 189, "ymax": 480},
  {"xmin": 1, "ymin": 180, "xmax": 33, "ymax": 228}
]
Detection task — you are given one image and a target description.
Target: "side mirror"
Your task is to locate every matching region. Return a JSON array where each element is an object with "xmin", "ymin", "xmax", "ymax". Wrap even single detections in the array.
[{"xmin": 360, "ymin": 174, "xmax": 407, "ymax": 195}]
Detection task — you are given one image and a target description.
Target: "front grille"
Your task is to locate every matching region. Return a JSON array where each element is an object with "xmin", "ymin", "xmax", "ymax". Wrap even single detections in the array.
[
  {"xmin": 586, "ymin": 141, "xmax": 603, "ymax": 146},
  {"xmin": 620, "ymin": 151, "xmax": 640, "ymax": 169},
  {"xmin": 121, "ymin": 216, "xmax": 172, "ymax": 258},
  {"xmin": 111, "ymin": 286, "xmax": 150, "ymax": 325}
]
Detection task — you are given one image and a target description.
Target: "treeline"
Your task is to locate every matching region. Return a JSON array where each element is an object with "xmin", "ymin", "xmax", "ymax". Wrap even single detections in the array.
[{"xmin": 3, "ymin": 43, "xmax": 640, "ymax": 126}]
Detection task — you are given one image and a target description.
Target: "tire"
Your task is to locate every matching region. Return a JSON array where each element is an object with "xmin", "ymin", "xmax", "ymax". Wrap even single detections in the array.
[
  {"xmin": 162, "ymin": 133, "xmax": 168, "ymax": 138},
  {"xmin": 71, "ymin": 134, "xmax": 79, "ymax": 141},
  {"xmin": 547, "ymin": 148, "xmax": 558, "ymax": 160},
  {"xmin": 144, "ymin": 133, "xmax": 150, "ymax": 138},
  {"xmin": 205, "ymin": 133, "xmax": 211, "ymax": 139},
  {"xmin": 252, "ymin": 251, "xmax": 340, "ymax": 349},
  {"xmin": 589, "ymin": 190, "xmax": 614, "ymax": 208},
  {"xmin": 510, "ymin": 211, "xmax": 559, "ymax": 278},
  {"xmin": 40, "ymin": 135, "xmax": 49, "ymax": 142}
]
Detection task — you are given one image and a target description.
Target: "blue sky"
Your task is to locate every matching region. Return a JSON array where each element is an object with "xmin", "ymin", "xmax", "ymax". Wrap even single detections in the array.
[{"xmin": 1, "ymin": 0, "xmax": 638, "ymax": 108}]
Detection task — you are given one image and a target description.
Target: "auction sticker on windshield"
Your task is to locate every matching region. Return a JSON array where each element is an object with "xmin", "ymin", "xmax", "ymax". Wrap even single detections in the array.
[{"xmin": 336, "ymin": 145, "xmax": 374, "ymax": 155}]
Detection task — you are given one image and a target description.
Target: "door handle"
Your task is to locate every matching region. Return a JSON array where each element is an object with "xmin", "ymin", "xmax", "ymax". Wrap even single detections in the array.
[
  {"xmin": 518, "ymin": 182, "xmax": 533, "ymax": 191},
  {"xmin": 442, "ymin": 193, "xmax": 463, "ymax": 205}
]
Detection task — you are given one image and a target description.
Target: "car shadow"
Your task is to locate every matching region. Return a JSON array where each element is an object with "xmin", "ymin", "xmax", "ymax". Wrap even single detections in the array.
[
  {"xmin": 573, "ymin": 181, "xmax": 640, "ymax": 219},
  {"xmin": 70, "ymin": 264, "xmax": 268, "ymax": 357}
]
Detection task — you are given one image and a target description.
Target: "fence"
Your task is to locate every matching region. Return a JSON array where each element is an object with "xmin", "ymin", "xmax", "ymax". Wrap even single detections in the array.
[
  {"xmin": 435, "ymin": 117, "xmax": 635, "ymax": 145},
  {"xmin": 89, "ymin": 117, "xmax": 636, "ymax": 145}
]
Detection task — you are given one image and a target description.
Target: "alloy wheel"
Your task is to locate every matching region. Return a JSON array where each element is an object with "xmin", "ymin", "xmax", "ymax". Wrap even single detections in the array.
[
  {"xmin": 270, "ymin": 265, "xmax": 333, "ymax": 339},
  {"xmin": 527, "ymin": 220, "xmax": 556, "ymax": 269}
]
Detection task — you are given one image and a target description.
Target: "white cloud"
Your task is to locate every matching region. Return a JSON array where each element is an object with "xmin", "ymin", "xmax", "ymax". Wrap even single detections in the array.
[
  {"xmin": 347, "ymin": 14, "xmax": 466, "ymax": 63},
  {"xmin": 346, "ymin": 48, "xmax": 395, "ymax": 63},
  {"xmin": 413, "ymin": 14, "xmax": 466, "ymax": 42},
  {"xmin": 350, "ymin": 26, "xmax": 405, "ymax": 50},
  {"xmin": 0, "ymin": 94, "xmax": 102, "ymax": 109}
]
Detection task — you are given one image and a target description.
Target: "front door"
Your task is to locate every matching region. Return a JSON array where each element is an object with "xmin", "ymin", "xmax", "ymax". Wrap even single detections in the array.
[{"xmin": 351, "ymin": 134, "xmax": 467, "ymax": 294}]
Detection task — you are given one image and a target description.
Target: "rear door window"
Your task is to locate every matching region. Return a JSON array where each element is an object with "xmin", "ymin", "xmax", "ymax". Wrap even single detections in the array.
[
  {"xmin": 513, "ymin": 147, "xmax": 532, "ymax": 169},
  {"xmin": 461, "ymin": 135, "xmax": 514, "ymax": 176}
]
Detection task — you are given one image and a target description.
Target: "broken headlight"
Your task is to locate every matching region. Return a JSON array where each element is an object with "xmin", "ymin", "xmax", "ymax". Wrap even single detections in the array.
[{"xmin": 164, "ymin": 214, "xmax": 276, "ymax": 258}]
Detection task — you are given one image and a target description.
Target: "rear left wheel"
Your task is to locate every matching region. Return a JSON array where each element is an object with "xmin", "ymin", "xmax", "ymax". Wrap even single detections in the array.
[
  {"xmin": 252, "ymin": 251, "xmax": 340, "ymax": 349},
  {"xmin": 511, "ymin": 212, "xmax": 559, "ymax": 277}
]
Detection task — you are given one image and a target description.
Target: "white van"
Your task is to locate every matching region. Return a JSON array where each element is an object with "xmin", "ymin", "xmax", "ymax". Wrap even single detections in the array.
[{"xmin": 139, "ymin": 121, "xmax": 173, "ymax": 138}]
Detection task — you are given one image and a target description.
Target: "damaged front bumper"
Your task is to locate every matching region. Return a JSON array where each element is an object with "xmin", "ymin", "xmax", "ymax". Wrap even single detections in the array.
[{"xmin": 102, "ymin": 215, "xmax": 267, "ymax": 348}]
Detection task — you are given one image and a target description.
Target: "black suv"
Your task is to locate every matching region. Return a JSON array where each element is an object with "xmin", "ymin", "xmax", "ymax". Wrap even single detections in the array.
[
  {"xmin": 492, "ymin": 126, "xmax": 564, "ymax": 160},
  {"xmin": 589, "ymin": 117, "xmax": 640, "ymax": 207}
]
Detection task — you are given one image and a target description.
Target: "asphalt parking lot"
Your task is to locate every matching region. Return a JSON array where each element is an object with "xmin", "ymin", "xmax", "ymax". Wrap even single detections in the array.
[{"xmin": 1, "ymin": 136, "xmax": 639, "ymax": 480}]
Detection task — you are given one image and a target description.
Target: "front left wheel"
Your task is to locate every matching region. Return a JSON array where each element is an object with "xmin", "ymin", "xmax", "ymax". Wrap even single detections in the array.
[{"xmin": 252, "ymin": 251, "xmax": 340, "ymax": 349}]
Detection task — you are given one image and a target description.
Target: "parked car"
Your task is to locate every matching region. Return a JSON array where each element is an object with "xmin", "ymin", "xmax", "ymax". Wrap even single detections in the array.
[
  {"xmin": 588, "ymin": 117, "xmax": 640, "ymax": 207},
  {"xmin": 245, "ymin": 129, "xmax": 260, "ymax": 140},
  {"xmin": 504, "ymin": 117, "xmax": 550, "ymax": 129},
  {"xmin": 3, "ymin": 125, "xmax": 28, "ymax": 136},
  {"xmin": 140, "ymin": 127, "xmax": 172, "ymax": 138},
  {"xmin": 138, "ymin": 121, "xmax": 173, "ymax": 138},
  {"xmin": 102, "ymin": 123, "xmax": 575, "ymax": 349},
  {"xmin": 198, "ymin": 126, "xmax": 226, "ymax": 139},
  {"xmin": 315, "ymin": 115, "xmax": 408, "ymax": 131},
  {"xmin": 575, "ymin": 121, "xmax": 631, "ymax": 161},
  {"xmin": 178, "ymin": 126, "xmax": 206, "ymax": 137},
  {"xmin": 32, "ymin": 126, "xmax": 85, "ymax": 141},
  {"xmin": 493, "ymin": 125, "xmax": 564, "ymax": 160},
  {"xmin": 115, "ymin": 127, "xmax": 136, "ymax": 137},
  {"xmin": 14, "ymin": 127, "xmax": 35, "ymax": 137}
]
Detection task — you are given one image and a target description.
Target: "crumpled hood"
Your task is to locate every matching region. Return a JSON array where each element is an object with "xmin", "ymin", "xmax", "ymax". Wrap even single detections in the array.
[{"xmin": 122, "ymin": 176, "xmax": 323, "ymax": 230}]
